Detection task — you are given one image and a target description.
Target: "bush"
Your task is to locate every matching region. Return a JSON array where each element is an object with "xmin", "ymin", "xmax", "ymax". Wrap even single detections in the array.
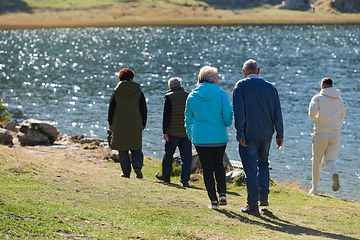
[
  {"xmin": 0, "ymin": 99, "xmax": 11, "ymax": 123},
  {"xmin": 171, "ymin": 162, "xmax": 182, "ymax": 177}
]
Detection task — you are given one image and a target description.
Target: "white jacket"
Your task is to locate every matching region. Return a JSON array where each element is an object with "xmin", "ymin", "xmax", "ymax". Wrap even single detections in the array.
[{"xmin": 309, "ymin": 87, "xmax": 345, "ymax": 133}]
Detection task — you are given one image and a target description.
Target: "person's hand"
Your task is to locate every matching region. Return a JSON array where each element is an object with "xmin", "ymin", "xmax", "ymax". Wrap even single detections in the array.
[
  {"xmin": 109, "ymin": 125, "xmax": 113, "ymax": 132},
  {"xmin": 238, "ymin": 138, "xmax": 246, "ymax": 147},
  {"xmin": 276, "ymin": 138, "xmax": 283, "ymax": 148},
  {"xmin": 163, "ymin": 133, "xmax": 169, "ymax": 142},
  {"xmin": 142, "ymin": 126, "xmax": 146, "ymax": 131}
]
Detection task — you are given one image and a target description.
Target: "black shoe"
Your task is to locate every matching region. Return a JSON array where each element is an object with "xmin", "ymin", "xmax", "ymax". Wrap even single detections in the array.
[
  {"xmin": 155, "ymin": 173, "xmax": 170, "ymax": 183},
  {"xmin": 182, "ymin": 181, "xmax": 190, "ymax": 188},
  {"xmin": 219, "ymin": 193, "xmax": 227, "ymax": 206},
  {"xmin": 241, "ymin": 204, "xmax": 260, "ymax": 216},
  {"xmin": 120, "ymin": 174, "xmax": 130, "ymax": 178},
  {"xmin": 208, "ymin": 201, "xmax": 219, "ymax": 210},
  {"xmin": 134, "ymin": 169, "xmax": 143, "ymax": 179},
  {"xmin": 259, "ymin": 193, "xmax": 269, "ymax": 206}
]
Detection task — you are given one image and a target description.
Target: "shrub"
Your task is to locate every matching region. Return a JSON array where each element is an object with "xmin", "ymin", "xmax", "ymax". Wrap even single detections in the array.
[{"xmin": 0, "ymin": 99, "xmax": 11, "ymax": 123}]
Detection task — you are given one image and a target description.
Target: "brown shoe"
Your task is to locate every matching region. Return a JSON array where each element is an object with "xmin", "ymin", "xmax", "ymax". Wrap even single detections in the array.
[{"xmin": 332, "ymin": 173, "xmax": 340, "ymax": 191}]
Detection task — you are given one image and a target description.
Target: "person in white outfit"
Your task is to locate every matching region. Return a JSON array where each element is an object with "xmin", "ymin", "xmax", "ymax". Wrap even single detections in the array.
[{"xmin": 308, "ymin": 77, "xmax": 345, "ymax": 196}]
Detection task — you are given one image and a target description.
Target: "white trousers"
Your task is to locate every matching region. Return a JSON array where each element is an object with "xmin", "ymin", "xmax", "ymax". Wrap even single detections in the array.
[{"xmin": 311, "ymin": 132, "xmax": 340, "ymax": 188}]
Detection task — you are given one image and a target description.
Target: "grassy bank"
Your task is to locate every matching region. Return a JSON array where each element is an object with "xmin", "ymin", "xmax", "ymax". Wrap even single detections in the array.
[
  {"xmin": 0, "ymin": 143, "xmax": 359, "ymax": 239},
  {"xmin": 1, "ymin": 0, "xmax": 360, "ymax": 29}
]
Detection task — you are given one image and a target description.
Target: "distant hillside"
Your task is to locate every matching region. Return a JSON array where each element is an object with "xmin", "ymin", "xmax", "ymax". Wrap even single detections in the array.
[
  {"xmin": 1, "ymin": 0, "xmax": 359, "ymax": 29},
  {"xmin": 0, "ymin": 0, "xmax": 287, "ymax": 12},
  {"xmin": 5, "ymin": 0, "xmax": 355, "ymax": 14}
]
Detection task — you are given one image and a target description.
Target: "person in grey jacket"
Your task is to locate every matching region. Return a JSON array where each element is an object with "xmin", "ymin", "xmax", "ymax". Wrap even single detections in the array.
[
  {"xmin": 233, "ymin": 59, "xmax": 283, "ymax": 216},
  {"xmin": 156, "ymin": 77, "xmax": 192, "ymax": 187}
]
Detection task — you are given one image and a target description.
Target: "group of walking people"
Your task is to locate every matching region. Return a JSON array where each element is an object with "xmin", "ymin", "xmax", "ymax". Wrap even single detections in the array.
[{"xmin": 108, "ymin": 59, "xmax": 345, "ymax": 216}]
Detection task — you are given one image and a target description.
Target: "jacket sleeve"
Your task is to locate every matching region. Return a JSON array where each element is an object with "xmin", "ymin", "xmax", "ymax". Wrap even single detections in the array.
[
  {"xmin": 309, "ymin": 94, "xmax": 319, "ymax": 120},
  {"xmin": 340, "ymin": 98, "xmax": 346, "ymax": 121},
  {"xmin": 184, "ymin": 96, "xmax": 194, "ymax": 139},
  {"xmin": 221, "ymin": 91, "xmax": 233, "ymax": 127},
  {"xmin": 108, "ymin": 91, "xmax": 116, "ymax": 125},
  {"xmin": 139, "ymin": 91, "xmax": 147, "ymax": 126},
  {"xmin": 162, "ymin": 96, "xmax": 171, "ymax": 134},
  {"xmin": 273, "ymin": 88, "xmax": 284, "ymax": 139},
  {"xmin": 233, "ymin": 82, "xmax": 245, "ymax": 140}
]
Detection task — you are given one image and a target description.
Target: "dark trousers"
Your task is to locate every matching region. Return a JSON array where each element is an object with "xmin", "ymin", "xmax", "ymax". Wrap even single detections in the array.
[
  {"xmin": 119, "ymin": 150, "xmax": 143, "ymax": 177},
  {"xmin": 195, "ymin": 145, "xmax": 227, "ymax": 202},
  {"xmin": 162, "ymin": 136, "xmax": 192, "ymax": 183}
]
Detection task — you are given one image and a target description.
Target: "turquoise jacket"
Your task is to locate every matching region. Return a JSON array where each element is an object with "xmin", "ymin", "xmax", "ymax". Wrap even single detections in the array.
[{"xmin": 185, "ymin": 82, "xmax": 233, "ymax": 144}]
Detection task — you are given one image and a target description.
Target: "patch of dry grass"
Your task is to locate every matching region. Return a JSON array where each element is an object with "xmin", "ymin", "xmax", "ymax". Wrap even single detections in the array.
[{"xmin": 0, "ymin": 1, "xmax": 360, "ymax": 30}]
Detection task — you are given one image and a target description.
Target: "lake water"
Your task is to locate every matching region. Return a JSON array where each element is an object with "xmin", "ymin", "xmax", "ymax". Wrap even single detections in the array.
[{"xmin": 1, "ymin": 25, "xmax": 359, "ymax": 200}]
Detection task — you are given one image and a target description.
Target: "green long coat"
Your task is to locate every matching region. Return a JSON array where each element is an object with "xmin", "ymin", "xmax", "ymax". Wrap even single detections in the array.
[{"xmin": 111, "ymin": 81, "xmax": 143, "ymax": 151}]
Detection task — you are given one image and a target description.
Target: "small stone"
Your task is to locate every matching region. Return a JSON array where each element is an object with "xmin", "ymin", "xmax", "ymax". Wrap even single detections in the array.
[{"xmin": 0, "ymin": 128, "xmax": 13, "ymax": 145}]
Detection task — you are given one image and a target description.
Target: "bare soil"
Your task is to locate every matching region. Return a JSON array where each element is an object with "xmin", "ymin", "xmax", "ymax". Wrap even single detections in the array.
[{"xmin": 8, "ymin": 131, "xmax": 112, "ymax": 166}]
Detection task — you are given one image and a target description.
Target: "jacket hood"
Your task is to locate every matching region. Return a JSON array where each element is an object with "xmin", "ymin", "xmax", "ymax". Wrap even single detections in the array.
[
  {"xmin": 115, "ymin": 81, "xmax": 140, "ymax": 97},
  {"xmin": 320, "ymin": 87, "xmax": 341, "ymax": 99},
  {"xmin": 192, "ymin": 82, "xmax": 222, "ymax": 101}
]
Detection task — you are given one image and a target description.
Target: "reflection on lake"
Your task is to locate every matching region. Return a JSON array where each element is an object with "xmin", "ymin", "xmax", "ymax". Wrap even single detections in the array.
[{"xmin": 1, "ymin": 25, "xmax": 359, "ymax": 200}]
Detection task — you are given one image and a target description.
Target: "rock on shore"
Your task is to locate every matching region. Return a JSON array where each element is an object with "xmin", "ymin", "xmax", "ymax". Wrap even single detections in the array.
[
  {"xmin": 0, "ymin": 128, "xmax": 13, "ymax": 144},
  {"xmin": 1, "ymin": 119, "xmax": 61, "ymax": 146}
]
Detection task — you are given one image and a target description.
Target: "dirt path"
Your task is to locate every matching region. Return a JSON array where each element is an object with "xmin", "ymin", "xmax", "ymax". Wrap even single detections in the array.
[{"xmin": 8, "ymin": 131, "xmax": 112, "ymax": 165}]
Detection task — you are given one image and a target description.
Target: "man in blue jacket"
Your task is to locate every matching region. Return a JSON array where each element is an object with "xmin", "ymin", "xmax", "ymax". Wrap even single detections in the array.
[{"xmin": 233, "ymin": 59, "xmax": 284, "ymax": 216}]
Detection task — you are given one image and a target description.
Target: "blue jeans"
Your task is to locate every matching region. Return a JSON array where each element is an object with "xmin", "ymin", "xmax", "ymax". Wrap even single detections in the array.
[
  {"xmin": 119, "ymin": 150, "xmax": 143, "ymax": 177},
  {"xmin": 239, "ymin": 139, "xmax": 271, "ymax": 206},
  {"xmin": 162, "ymin": 136, "xmax": 192, "ymax": 183},
  {"xmin": 195, "ymin": 145, "xmax": 227, "ymax": 202}
]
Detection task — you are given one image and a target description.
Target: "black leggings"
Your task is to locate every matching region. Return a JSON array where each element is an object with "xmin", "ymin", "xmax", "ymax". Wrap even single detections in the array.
[{"xmin": 195, "ymin": 145, "xmax": 227, "ymax": 202}]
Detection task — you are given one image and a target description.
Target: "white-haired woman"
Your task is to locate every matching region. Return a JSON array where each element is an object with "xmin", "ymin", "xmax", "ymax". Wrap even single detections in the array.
[{"xmin": 185, "ymin": 66, "xmax": 233, "ymax": 209}]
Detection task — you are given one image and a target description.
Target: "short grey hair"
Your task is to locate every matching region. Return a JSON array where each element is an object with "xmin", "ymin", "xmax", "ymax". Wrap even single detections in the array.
[
  {"xmin": 197, "ymin": 66, "xmax": 218, "ymax": 85},
  {"xmin": 168, "ymin": 77, "xmax": 182, "ymax": 88},
  {"xmin": 243, "ymin": 59, "xmax": 259, "ymax": 71}
]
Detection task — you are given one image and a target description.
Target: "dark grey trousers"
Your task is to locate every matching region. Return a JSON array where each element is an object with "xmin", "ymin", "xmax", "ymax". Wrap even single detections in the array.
[{"xmin": 119, "ymin": 150, "xmax": 143, "ymax": 177}]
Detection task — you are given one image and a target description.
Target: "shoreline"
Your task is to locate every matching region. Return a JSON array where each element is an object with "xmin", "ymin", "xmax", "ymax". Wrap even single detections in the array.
[
  {"xmin": 1, "ymin": 4, "xmax": 360, "ymax": 30},
  {"xmin": 2, "ymin": 19, "xmax": 360, "ymax": 31}
]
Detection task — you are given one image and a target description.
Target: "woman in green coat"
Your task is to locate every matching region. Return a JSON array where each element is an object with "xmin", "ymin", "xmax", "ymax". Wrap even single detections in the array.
[{"xmin": 108, "ymin": 68, "xmax": 147, "ymax": 178}]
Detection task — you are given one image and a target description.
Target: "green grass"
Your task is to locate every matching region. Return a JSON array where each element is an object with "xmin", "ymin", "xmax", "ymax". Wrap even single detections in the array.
[{"xmin": 0, "ymin": 145, "xmax": 359, "ymax": 239}]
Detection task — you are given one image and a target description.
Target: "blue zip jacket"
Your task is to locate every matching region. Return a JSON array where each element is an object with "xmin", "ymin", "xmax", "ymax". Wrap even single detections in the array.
[
  {"xmin": 233, "ymin": 75, "xmax": 283, "ymax": 141},
  {"xmin": 185, "ymin": 82, "xmax": 233, "ymax": 144}
]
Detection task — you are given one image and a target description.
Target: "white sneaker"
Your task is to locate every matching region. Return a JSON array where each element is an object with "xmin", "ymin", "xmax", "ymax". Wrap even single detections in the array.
[
  {"xmin": 219, "ymin": 194, "xmax": 227, "ymax": 206},
  {"xmin": 309, "ymin": 187, "xmax": 319, "ymax": 196},
  {"xmin": 332, "ymin": 173, "xmax": 340, "ymax": 191},
  {"xmin": 208, "ymin": 201, "xmax": 219, "ymax": 210}
]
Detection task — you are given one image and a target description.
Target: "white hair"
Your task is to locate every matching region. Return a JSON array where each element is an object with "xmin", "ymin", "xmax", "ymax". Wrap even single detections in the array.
[
  {"xmin": 243, "ymin": 59, "xmax": 259, "ymax": 71},
  {"xmin": 197, "ymin": 66, "xmax": 218, "ymax": 85},
  {"xmin": 168, "ymin": 77, "xmax": 181, "ymax": 88}
]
